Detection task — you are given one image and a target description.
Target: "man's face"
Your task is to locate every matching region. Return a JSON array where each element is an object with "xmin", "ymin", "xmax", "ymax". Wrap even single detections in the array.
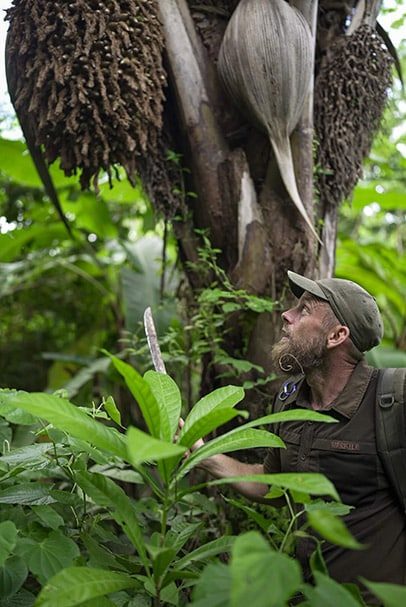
[{"xmin": 271, "ymin": 293, "xmax": 331, "ymax": 374}]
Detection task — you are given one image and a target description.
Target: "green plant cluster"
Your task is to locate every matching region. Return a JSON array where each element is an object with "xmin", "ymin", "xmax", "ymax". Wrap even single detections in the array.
[{"xmin": 0, "ymin": 360, "xmax": 404, "ymax": 606}]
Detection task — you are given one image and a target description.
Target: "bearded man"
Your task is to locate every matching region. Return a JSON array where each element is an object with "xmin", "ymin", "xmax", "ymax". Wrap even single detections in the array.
[{"xmin": 195, "ymin": 271, "xmax": 406, "ymax": 602}]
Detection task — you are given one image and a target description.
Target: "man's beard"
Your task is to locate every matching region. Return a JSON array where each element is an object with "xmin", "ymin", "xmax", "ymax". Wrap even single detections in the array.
[{"xmin": 271, "ymin": 331, "xmax": 328, "ymax": 375}]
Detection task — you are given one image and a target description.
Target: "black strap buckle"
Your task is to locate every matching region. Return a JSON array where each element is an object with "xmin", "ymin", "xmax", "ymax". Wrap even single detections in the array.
[
  {"xmin": 278, "ymin": 381, "xmax": 298, "ymax": 402},
  {"xmin": 379, "ymin": 394, "xmax": 395, "ymax": 409}
]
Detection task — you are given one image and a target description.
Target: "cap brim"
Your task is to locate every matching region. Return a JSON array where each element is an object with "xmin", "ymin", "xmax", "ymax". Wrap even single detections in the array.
[{"xmin": 287, "ymin": 271, "xmax": 327, "ymax": 300}]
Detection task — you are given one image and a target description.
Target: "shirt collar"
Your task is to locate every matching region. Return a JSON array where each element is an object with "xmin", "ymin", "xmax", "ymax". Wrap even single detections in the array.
[{"xmin": 296, "ymin": 359, "xmax": 374, "ymax": 419}]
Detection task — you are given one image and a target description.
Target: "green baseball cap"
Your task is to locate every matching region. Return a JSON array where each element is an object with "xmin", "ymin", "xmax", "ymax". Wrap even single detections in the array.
[{"xmin": 287, "ymin": 271, "xmax": 383, "ymax": 352}]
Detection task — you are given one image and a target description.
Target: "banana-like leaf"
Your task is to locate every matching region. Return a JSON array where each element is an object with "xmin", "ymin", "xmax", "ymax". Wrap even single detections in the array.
[
  {"xmin": 126, "ymin": 426, "xmax": 186, "ymax": 467},
  {"xmin": 35, "ymin": 567, "xmax": 139, "ymax": 607},
  {"xmin": 176, "ymin": 428, "xmax": 284, "ymax": 481},
  {"xmin": 179, "ymin": 385, "xmax": 245, "ymax": 447},
  {"xmin": 75, "ymin": 471, "xmax": 150, "ymax": 573},
  {"xmin": 144, "ymin": 371, "xmax": 181, "ymax": 441},
  {"xmin": 4, "ymin": 392, "xmax": 127, "ymax": 460},
  {"xmin": 109, "ymin": 355, "xmax": 166, "ymax": 439}
]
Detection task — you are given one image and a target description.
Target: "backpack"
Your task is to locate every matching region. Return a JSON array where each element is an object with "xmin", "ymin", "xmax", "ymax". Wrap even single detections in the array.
[
  {"xmin": 274, "ymin": 367, "xmax": 406, "ymax": 514},
  {"xmin": 375, "ymin": 367, "xmax": 406, "ymax": 514}
]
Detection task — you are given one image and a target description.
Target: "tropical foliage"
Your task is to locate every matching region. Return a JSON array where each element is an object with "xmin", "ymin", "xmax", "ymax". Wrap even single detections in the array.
[{"xmin": 1, "ymin": 364, "xmax": 405, "ymax": 606}]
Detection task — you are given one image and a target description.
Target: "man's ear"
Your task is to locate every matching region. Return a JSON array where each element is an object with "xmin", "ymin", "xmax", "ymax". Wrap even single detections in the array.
[{"xmin": 326, "ymin": 325, "xmax": 350, "ymax": 350}]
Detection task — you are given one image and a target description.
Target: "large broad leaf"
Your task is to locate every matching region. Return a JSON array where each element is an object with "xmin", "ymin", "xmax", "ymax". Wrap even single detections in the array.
[
  {"xmin": 306, "ymin": 510, "xmax": 363, "ymax": 550},
  {"xmin": 361, "ymin": 579, "xmax": 406, "ymax": 607},
  {"xmin": 4, "ymin": 392, "xmax": 127, "ymax": 460},
  {"xmin": 31, "ymin": 506, "xmax": 64, "ymax": 531},
  {"xmin": 35, "ymin": 567, "xmax": 139, "ymax": 607},
  {"xmin": 74, "ymin": 471, "xmax": 149, "ymax": 573},
  {"xmin": 0, "ymin": 444, "xmax": 51, "ymax": 468},
  {"xmin": 0, "ymin": 556, "xmax": 27, "ymax": 600},
  {"xmin": 16, "ymin": 531, "xmax": 79, "ymax": 584},
  {"xmin": 0, "ymin": 483, "xmax": 56, "ymax": 506},
  {"xmin": 175, "ymin": 536, "xmax": 236, "ymax": 570},
  {"xmin": 230, "ymin": 532, "xmax": 301, "ymax": 607},
  {"xmin": 179, "ymin": 386, "xmax": 246, "ymax": 448},
  {"xmin": 109, "ymin": 356, "xmax": 163, "ymax": 439},
  {"xmin": 0, "ymin": 522, "xmax": 18, "ymax": 568},
  {"xmin": 303, "ymin": 572, "xmax": 362, "ymax": 606},
  {"xmin": 190, "ymin": 562, "xmax": 231, "ymax": 607},
  {"xmin": 126, "ymin": 426, "xmax": 186, "ymax": 467},
  {"xmin": 144, "ymin": 371, "xmax": 181, "ymax": 441},
  {"xmin": 176, "ymin": 428, "xmax": 284, "ymax": 481},
  {"xmin": 207, "ymin": 473, "xmax": 340, "ymax": 501}
]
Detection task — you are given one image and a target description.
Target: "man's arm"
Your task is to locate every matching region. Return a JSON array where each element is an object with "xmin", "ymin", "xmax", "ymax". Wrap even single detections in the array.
[{"xmin": 198, "ymin": 454, "xmax": 269, "ymax": 502}]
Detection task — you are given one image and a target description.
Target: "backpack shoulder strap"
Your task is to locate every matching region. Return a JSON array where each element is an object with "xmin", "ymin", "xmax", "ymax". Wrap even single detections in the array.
[{"xmin": 376, "ymin": 367, "xmax": 406, "ymax": 514}]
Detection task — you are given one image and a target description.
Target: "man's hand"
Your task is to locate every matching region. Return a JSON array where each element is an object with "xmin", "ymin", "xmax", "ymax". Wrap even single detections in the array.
[{"xmin": 175, "ymin": 418, "xmax": 205, "ymax": 457}]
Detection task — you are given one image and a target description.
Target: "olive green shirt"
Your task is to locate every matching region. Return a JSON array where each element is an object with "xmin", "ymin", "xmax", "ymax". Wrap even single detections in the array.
[{"xmin": 264, "ymin": 360, "xmax": 406, "ymax": 602}]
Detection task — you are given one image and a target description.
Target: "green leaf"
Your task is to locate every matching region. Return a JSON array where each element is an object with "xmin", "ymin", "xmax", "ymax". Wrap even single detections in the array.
[
  {"xmin": 0, "ymin": 588, "xmax": 36, "ymax": 606},
  {"xmin": 0, "ymin": 522, "xmax": 18, "ymax": 568},
  {"xmin": 144, "ymin": 371, "xmax": 181, "ymax": 441},
  {"xmin": 360, "ymin": 579, "xmax": 406, "ymax": 607},
  {"xmin": 306, "ymin": 510, "xmax": 363, "ymax": 549},
  {"xmin": 16, "ymin": 531, "xmax": 79, "ymax": 583},
  {"xmin": 190, "ymin": 562, "xmax": 231, "ymax": 607},
  {"xmin": 0, "ymin": 483, "xmax": 56, "ymax": 506},
  {"xmin": 102, "ymin": 396, "xmax": 122, "ymax": 427},
  {"xmin": 238, "ymin": 409, "xmax": 338, "ymax": 430},
  {"xmin": 151, "ymin": 547, "xmax": 177, "ymax": 584},
  {"xmin": 230, "ymin": 532, "xmax": 302, "ymax": 607},
  {"xmin": 109, "ymin": 356, "xmax": 163, "ymax": 439},
  {"xmin": 0, "ymin": 556, "xmax": 27, "ymax": 600},
  {"xmin": 35, "ymin": 567, "xmax": 139, "ymax": 607},
  {"xmin": 126, "ymin": 426, "xmax": 186, "ymax": 467},
  {"xmin": 4, "ymin": 392, "xmax": 127, "ymax": 460},
  {"xmin": 208, "ymin": 473, "xmax": 340, "ymax": 501},
  {"xmin": 74, "ymin": 471, "xmax": 150, "ymax": 572},
  {"xmin": 176, "ymin": 428, "xmax": 284, "ymax": 480},
  {"xmin": 0, "ymin": 444, "xmax": 51, "ymax": 468},
  {"xmin": 176, "ymin": 536, "xmax": 236, "ymax": 570},
  {"xmin": 31, "ymin": 506, "xmax": 65, "ymax": 531},
  {"xmin": 179, "ymin": 386, "xmax": 246, "ymax": 448},
  {"xmin": 305, "ymin": 500, "xmax": 353, "ymax": 517},
  {"xmin": 303, "ymin": 572, "xmax": 362, "ymax": 606}
]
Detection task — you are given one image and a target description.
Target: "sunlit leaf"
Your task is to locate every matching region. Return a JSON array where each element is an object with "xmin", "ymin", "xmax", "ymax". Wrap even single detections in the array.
[{"xmin": 35, "ymin": 567, "xmax": 139, "ymax": 607}]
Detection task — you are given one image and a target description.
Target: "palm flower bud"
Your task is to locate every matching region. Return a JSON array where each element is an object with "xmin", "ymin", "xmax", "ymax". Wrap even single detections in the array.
[{"xmin": 218, "ymin": 0, "xmax": 319, "ymax": 242}]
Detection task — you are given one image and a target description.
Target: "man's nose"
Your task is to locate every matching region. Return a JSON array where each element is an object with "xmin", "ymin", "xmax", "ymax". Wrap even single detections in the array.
[{"xmin": 281, "ymin": 309, "xmax": 293, "ymax": 324}]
